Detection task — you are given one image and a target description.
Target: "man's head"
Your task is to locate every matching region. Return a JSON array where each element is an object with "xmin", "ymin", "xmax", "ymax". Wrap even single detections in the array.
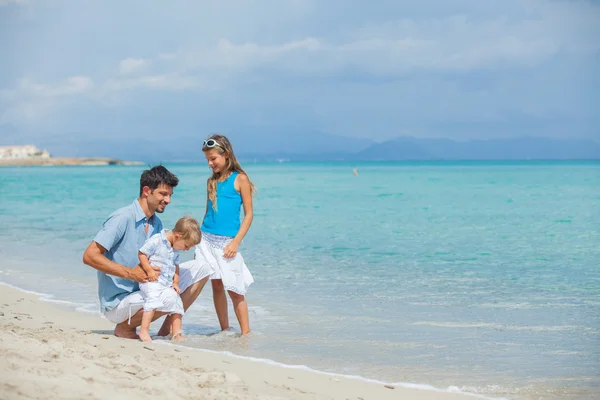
[{"xmin": 139, "ymin": 165, "xmax": 179, "ymax": 214}]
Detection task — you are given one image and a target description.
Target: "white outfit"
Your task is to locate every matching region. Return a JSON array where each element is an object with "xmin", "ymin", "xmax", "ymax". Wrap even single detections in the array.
[
  {"xmin": 138, "ymin": 229, "xmax": 185, "ymax": 316},
  {"xmin": 103, "ymin": 259, "xmax": 213, "ymax": 324},
  {"xmin": 195, "ymin": 231, "xmax": 254, "ymax": 295},
  {"xmin": 104, "ymin": 229, "xmax": 213, "ymax": 324}
]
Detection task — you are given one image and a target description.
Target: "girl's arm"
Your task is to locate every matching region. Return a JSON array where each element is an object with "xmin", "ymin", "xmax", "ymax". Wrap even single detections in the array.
[{"xmin": 223, "ymin": 174, "xmax": 253, "ymax": 258}]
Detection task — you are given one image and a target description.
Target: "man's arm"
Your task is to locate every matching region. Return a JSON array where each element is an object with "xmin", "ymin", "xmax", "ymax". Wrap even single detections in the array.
[{"xmin": 82, "ymin": 241, "xmax": 149, "ymax": 283}]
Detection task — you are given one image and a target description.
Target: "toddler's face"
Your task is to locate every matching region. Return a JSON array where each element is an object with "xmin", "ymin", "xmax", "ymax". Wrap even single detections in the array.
[{"xmin": 173, "ymin": 238, "xmax": 196, "ymax": 251}]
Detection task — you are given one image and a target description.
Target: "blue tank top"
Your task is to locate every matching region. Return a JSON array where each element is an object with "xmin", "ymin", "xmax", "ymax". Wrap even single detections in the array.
[{"xmin": 201, "ymin": 171, "xmax": 242, "ymax": 237}]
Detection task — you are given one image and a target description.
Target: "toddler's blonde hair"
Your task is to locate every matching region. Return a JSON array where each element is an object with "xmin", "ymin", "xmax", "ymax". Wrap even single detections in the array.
[{"xmin": 172, "ymin": 216, "xmax": 201, "ymax": 245}]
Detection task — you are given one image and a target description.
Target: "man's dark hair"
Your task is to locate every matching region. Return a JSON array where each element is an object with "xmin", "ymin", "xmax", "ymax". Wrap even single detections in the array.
[{"xmin": 139, "ymin": 165, "xmax": 179, "ymax": 196}]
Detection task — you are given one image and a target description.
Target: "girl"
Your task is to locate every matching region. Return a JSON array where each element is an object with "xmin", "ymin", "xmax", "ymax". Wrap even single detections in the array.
[{"xmin": 196, "ymin": 134, "xmax": 255, "ymax": 335}]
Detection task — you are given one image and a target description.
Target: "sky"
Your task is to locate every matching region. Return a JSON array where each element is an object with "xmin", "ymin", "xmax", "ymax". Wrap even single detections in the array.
[{"xmin": 1, "ymin": 0, "xmax": 599, "ymax": 149}]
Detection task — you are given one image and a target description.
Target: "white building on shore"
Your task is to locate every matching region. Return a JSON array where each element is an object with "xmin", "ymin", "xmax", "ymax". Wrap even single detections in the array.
[{"xmin": 0, "ymin": 145, "xmax": 51, "ymax": 160}]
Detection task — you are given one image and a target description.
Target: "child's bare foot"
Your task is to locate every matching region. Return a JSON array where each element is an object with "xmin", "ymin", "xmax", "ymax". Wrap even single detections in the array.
[
  {"xmin": 172, "ymin": 332, "xmax": 187, "ymax": 342},
  {"xmin": 138, "ymin": 331, "xmax": 152, "ymax": 342}
]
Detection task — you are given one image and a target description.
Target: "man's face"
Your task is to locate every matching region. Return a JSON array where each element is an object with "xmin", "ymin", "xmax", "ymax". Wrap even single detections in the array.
[{"xmin": 146, "ymin": 184, "xmax": 173, "ymax": 214}]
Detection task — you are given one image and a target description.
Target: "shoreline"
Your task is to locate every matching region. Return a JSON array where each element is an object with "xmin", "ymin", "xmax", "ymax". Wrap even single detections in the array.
[
  {"xmin": 0, "ymin": 283, "xmax": 489, "ymax": 400},
  {"xmin": 0, "ymin": 157, "xmax": 144, "ymax": 167}
]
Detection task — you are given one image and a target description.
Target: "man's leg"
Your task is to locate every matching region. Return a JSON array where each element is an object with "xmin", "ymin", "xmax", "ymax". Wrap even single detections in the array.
[
  {"xmin": 157, "ymin": 276, "xmax": 209, "ymax": 337},
  {"xmin": 113, "ymin": 309, "xmax": 167, "ymax": 338},
  {"xmin": 105, "ymin": 292, "xmax": 169, "ymax": 339}
]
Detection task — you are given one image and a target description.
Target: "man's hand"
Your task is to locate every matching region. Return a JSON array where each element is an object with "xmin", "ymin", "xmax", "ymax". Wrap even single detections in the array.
[
  {"xmin": 127, "ymin": 265, "xmax": 161, "ymax": 283},
  {"xmin": 146, "ymin": 267, "xmax": 160, "ymax": 282},
  {"xmin": 172, "ymin": 283, "xmax": 181, "ymax": 294}
]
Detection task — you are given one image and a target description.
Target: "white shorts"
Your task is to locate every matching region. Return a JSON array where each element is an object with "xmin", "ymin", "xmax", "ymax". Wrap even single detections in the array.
[
  {"xmin": 139, "ymin": 281, "xmax": 184, "ymax": 315},
  {"xmin": 103, "ymin": 260, "xmax": 213, "ymax": 324},
  {"xmin": 196, "ymin": 231, "xmax": 254, "ymax": 295}
]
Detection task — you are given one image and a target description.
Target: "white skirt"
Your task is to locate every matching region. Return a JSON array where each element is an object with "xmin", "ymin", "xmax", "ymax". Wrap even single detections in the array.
[
  {"xmin": 139, "ymin": 281, "xmax": 184, "ymax": 316},
  {"xmin": 195, "ymin": 231, "xmax": 254, "ymax": 295}
]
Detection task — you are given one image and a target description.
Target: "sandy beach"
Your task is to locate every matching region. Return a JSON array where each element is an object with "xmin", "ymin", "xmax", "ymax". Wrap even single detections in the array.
[{"xmin": 0, "ymin": 285, "xmax": 480, "ymax": 400}]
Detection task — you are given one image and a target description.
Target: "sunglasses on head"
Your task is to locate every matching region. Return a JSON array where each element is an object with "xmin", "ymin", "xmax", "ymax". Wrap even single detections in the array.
[{"xmin": 203, "ymin": 139, "xmax": 222, "ymax": 148}]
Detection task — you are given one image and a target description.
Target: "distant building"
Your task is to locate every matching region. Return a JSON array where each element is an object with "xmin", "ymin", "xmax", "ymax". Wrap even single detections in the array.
[{"xmin": 0, "ymin": 145, "xmax": 51, "ymax": 160}]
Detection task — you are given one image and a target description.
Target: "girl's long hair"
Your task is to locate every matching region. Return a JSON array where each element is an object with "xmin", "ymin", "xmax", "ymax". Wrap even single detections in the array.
[{"xmin": 202, "ymin": 134, "xmax": 255, "ymax": 211}]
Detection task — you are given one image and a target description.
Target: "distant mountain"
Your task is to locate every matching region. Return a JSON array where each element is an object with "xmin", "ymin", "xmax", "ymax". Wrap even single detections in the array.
[
  {"xmin": 4, "ymin": 130, "xmax": 599, "ymax": 161},
  {"xmin": 355, "ymin": 136, "xmax": 600, "ymax": 160},
  {"xmin": 237, "ymin": 136, "xmax": 600, "ymax": 161},
  {"xmin": 351, "ymin": 139, "xmax": 432, "ymax": 160},
  {"xmin": 32, "ymin": 130, "xmax": 376, "ymax": 162}
]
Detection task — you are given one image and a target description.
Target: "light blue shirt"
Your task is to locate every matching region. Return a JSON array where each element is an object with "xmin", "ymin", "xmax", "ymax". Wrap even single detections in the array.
[
  {"xmin": 139, "ymin": 229, "xmax": 180, "ymax": 287},
  {"xmin": 93, "ymin": 200, "xmax": 163, "ymax": 312}
]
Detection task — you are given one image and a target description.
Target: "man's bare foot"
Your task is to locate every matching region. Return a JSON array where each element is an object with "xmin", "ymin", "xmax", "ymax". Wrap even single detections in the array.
[
  {"xmin": 114, "ymin": 323, "xmax": 139, "ymax": 339},
  {"xmin": 241, "ymin": 329, "xmax": 252, "ymax": 336},
  {"xmin": 138, "ymin": 331, "xmax": 152, "ymax": 342}
]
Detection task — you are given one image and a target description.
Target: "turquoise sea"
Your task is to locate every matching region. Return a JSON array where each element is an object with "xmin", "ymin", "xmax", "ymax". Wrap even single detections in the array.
[{"xmin": 1, "ymin": 161, "xmax": 599, "ymax": 399}]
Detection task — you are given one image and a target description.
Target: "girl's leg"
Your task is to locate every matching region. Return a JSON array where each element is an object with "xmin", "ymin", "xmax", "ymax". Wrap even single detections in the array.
[
  {"xmin": 228, "ymin": 291, "xmax": 250, "ymax": 335},
  {"xmin": 170, "ymin": 314, "xmax": 185, "ymax": 342},
  {"xmin": 212, "ymin": 279, "xmax": 230, "ymax": 331},
  {"xmin": 139, "ymin": 309, "xmax": 155, "ymax": 342}
]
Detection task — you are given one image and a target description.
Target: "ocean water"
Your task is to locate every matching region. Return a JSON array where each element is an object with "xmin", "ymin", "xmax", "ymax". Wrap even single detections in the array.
[{"xmin": 1, "ymin": 161, "xmax": 599, "ymax": 399}]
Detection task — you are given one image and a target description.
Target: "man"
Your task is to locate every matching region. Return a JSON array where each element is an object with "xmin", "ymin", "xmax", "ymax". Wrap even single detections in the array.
[{"xmin": 83, "ymin": 165, "xmax": 211, "ymax": 338}]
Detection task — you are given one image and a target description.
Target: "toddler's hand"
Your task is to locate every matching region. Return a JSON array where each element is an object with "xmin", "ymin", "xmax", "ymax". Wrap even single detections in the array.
[{"xmin": 173, "ymin": 284, "xmax": 181, "ymax": 294}]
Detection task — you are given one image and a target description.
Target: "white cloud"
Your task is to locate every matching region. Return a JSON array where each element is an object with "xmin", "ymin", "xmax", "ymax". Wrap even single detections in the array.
[
  {"xmin": 118, "ymin": 58, "xmax": 149, "ymax": 74},
  {"xmin": 0, "ymin": 0, "xmax": 26, "ymax": 5},
  {"xmin": 105, "ymin": 74, "xmax": 201, "ymax": 92},
  {"xmin": 133, "ymin": 3, "xmax": 597, "ymax": 79},
  {"xmin": 1, "ymin": 0, "xmax": 598, "ymax": 138},
  {"xmin": 0, "ymin": 76, "xmax": 94, "ymax": 125}
]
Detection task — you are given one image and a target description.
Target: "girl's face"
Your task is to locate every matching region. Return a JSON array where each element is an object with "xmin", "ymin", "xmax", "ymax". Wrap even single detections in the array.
[{"xmin": 204, "ymin": 149, "xmax": 228, "ymax": 174}]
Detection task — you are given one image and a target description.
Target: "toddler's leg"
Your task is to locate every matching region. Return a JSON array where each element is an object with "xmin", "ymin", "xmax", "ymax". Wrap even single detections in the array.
[
  {"xmin": 138, "ymin": 309, "xmax": 155, "ymax": 342},
  {"xmin": 171, "ymin": 314, "xmax": 186, "ymax": 342}
]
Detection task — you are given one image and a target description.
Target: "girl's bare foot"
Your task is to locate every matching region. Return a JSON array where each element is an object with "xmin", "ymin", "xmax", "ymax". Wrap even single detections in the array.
[{"xmin": 138, "ymin": 331, "xmax": 152, "ymax": 342}]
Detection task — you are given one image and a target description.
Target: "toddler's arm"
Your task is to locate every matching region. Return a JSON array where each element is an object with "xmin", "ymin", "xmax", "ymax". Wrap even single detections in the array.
[{"xmin": 139, "ymin": 252, "xmax": 159, "ymax": 281}]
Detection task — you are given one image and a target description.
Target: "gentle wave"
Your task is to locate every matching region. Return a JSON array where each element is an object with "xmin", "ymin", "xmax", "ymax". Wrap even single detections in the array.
[
  {"xmin": 412, "ymin": 321, "xmax": 600, "ymax": 334},
  {"xmin": 1, "ymin": 279, "xmax": 503, "ymax": 400}
]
